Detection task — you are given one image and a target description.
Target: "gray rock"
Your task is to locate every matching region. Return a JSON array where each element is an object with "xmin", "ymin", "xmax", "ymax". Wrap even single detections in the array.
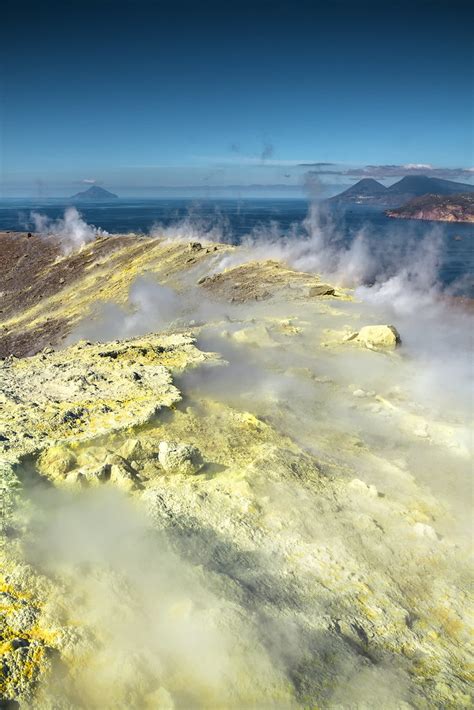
[{"xmin": 158, "ymin": 441, "xmax": 203, "ymax": 475}]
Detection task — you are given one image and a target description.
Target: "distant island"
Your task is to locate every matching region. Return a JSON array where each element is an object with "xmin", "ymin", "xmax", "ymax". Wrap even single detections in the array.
[
  {"xmin": 329, "ymin": 177, "xmax": 388, "ymax": 204},
  {"xmin": 386, "ymin": 193, "xmax": 474, "ymax": 223},
  {"xmin": 329, "ymin": 175, "xmax": 474, "ymax": 208},
  {"xmin": 71, "ymin": 185, "xmax": 118, "ymax": 201}
]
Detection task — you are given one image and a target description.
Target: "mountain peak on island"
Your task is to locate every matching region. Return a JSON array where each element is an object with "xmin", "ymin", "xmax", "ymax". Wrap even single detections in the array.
[
  {"xmin": 329, "ymin": 174, "xmax": 474, "ymax": 206},
  {"xmin": 351, "ymin": 178, "xmax": 386, "ymax": 190},
  {"xmin": 71, "ymin": 185, "xmax": 118, "ymax": 200},
  {"xmin": 329, "ymin": 178, "xmax": 387, "ymax": 203},
  {"xmin": 386, "ymin": 175, "xmax": 474, "ymax": 196}
]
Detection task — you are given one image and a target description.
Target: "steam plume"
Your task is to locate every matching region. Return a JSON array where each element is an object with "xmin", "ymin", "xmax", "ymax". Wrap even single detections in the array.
[{"xmin": 30, "ymin": 207, "xmax": 107, "ymax": 254}]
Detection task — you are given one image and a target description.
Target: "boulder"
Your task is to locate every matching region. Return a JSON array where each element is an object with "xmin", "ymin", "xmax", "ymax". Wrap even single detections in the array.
[
  {"xmin": 413, "ymin": 522, "xmax": 438, "ymax": 541},
  {"xmin": 37, "ymin": 445, "xmax": 76, "ymax": 479},
  {"xmin": 117, "ymin": 438, "xmax": 144, "ymax": 462},
  {"xmin": 158, "ymin": 441, "xmax": 203, "ymax": 475},
  {"xmin": 65, "ymin": 470, "xmax": 88, "ymax": 487},
  {"xmin": 308, "ymin": 284, "xmax": 336, "ymax": 297},
  {"xmin": 104, "ymin": 453, "xmax": 139, "ymax": 491},
  {"xmin": 350, "ymin": 325, "xmax": 401, "ymax": 351},
  {"xmin": 81, "ymin": 464, "xmax": 109, "ymax": 485},
  {"xmin": 232, "ymin": 324, "xmax": 275, "ymax": 348},
  {"xmin": 349, "ymin": 478, "xmax": 378, "ymax": 497},
  {"xmin": 76, "ymin": 446, "xmax": 111, "ymax": 468},
  {"xmin": 109, "ymin": 464, "xmax": 137, "ymax": 492}
]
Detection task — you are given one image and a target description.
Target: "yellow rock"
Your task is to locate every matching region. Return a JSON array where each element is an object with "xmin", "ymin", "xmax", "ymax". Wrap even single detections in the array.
[
  {"xmin": 117, "ymin": 437, "xmax": 144, "ymax": 462},
  {"xmin": 352, "ymin": 324, "xmax": 401, "ymax": 351},
  {"xmin": 37, "ymin": 445, "xmax": 76, "ymax": 479},
  {"xmin": 231, "ymin": 324, "xmax": 276, "ymax": 348}
]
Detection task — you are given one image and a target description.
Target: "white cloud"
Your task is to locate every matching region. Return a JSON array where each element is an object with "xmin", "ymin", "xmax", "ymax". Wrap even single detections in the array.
[{"xmin": 403, "ymin": 163, "xmax": 433, "ymax": 170}]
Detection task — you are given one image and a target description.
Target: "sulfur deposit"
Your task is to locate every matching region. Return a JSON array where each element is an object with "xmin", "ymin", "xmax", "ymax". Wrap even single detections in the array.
[
  {"xmin": 345, "ymin": 324, "xmax": 402, "ymax": 351},
  {"xmin": 0, "ymin": 231, "xmax": 472, "ymax": 709}
]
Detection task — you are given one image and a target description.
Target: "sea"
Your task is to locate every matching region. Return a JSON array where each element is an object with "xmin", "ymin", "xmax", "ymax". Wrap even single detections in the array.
[{"xmin": 0, "ymin": 198, "xmax": 472, "ymax": 296}]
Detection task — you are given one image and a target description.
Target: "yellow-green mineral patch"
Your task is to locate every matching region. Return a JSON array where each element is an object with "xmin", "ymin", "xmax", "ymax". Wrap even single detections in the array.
[
  {"xmin": 0, "ymin": 333, "xmax": 214, "ymax": 463},
  {"xmin": 0, "ymin": 232, "xmax": 472, "ymax": 709}
]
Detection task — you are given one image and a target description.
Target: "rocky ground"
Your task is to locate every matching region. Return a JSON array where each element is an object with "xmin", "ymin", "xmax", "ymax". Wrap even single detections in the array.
[
  {"xmin": 0, "ymin": 231, "xmax": 472, "ymax": 708},
  {"xmin": 386, "ymin": 193, "xmax": 474, "ymax": 223}
]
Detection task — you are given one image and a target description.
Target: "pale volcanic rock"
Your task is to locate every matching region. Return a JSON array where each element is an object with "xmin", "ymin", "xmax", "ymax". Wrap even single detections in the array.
[
  {"xmin": 308, "ymin": 283, "xmax": 336, "ymax": 297},
  {"xmin": 231, "ymin": 323, "xmax": 276, "ymax": 348},
  {"xmin": 158, "ymin": 441, "xmax": 203, "ymax": 475},
  {"xmin": 346, "ymin": 324, "xmax": 401, "ymax": 351},
  {"xmin": 349, "ymin": 477, "xmax": 379, "ymax": 497},
  {"xmin": 37, "ymin": 445, "xmax": 77, "ymax": 479},
  {"xmin": 108, "ymin": 462, "xmax": 139, "ymax": 491},
  {"xmin": 0, "ymin": 333, "xmax": 212, "ymax": 461},
  {"xmin": 117, "ymin": 438, "xmax": 145, "ymax": 462},
  {"xmin": 0, "ymin": 234, "xmax": 472, "ymax": 709}
]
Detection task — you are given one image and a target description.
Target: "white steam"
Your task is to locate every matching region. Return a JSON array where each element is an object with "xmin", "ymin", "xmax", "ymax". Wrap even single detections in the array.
[
  {"xmin": 9, "ymin": 198, "xmax": 472, "ymax": 707},
  {"xmin": 150, "ymin": 207, "xmax": 230, "ymax": 244},
  {"xmin": 24, "ymin": 486, "xmax": 291, "ymax": 708},
  {"xmin": 30, "ymin": 207, "xmax": 108, "ymax": 254},
  {"xmin": 152, "ymin": 201, "xmax": 457, "ymax": 313},
  {"xmin": 69, "ymin": 274, "xmax": 236, "ymax": 344},
  {"xmin": 141, "ymin": 199, "xmax": 474, "ymax": 431},
  {"xmin": 216, "ymin": 202, "xmax": 446, "ymax": 296},
  {"xmin": 69, "ymin": 276, "xmax": 188, "ymax": 342}
]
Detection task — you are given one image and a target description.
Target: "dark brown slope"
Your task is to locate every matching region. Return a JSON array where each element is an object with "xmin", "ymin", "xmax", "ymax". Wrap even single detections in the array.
[{"xmin": 0, "ymin": 232, "xmax": 150, "ymax": 357}]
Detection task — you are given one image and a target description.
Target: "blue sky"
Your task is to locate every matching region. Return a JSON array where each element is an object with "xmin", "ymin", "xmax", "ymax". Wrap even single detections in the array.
[{"xmin": 1, "ymin": 0, "xmax": 473, "ymax": 197}]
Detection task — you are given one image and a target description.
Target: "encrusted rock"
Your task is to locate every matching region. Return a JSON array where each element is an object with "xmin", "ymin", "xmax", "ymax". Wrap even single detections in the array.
[
  {"xmin": 347, "ymin": 325, "xmax": 401, "ymax": 351},
  {"xmin": 308, "ymin": 284, "xmax": 336, "ymax": 297},
  {"xmin": 8, "ymin": 605, "xmax": 38, "ymax": 633},
  {"xmin": 117, "ymin": 438, "xmax": 144, "ymax": 462},
  {"xmin": 413, "ymin": 522, "xmax": 438, "ymax": 541},
  {"xmin": 37, "ymin": 445, "xmax": 77, "ymax": 479},
  {"xmin": 105, "ymin": 453, "xmax": 139, "ymax": 490},
  {"xmin": 349, "ymin": 478, "xmax": 378, "ymax": 497},
  {"xmin": 232, "ymin": 324, "xmax": 275, "ymax": 348},
  {"xmin": 158, "ymin": 441, "xmax": 203, "ymax": 475},
  {"xmin": 81, "ymin": 465, "xmax": 109, "ymax": 485},
  {"xmin": 0, "ymin": 333, "xmax": 208, "ymax": 459},
  {"xmin": 76, "ymin": 446, "xmax": 111, "ymax": 468},
  {"xmin": 109, "ymin": 464, "xmax": 137, "ymax": 491}
]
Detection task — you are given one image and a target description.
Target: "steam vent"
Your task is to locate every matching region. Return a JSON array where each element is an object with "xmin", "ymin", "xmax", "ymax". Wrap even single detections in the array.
[{"xmin": 0, "ymin": 231, "xmax": 472, "ymax": 708}]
